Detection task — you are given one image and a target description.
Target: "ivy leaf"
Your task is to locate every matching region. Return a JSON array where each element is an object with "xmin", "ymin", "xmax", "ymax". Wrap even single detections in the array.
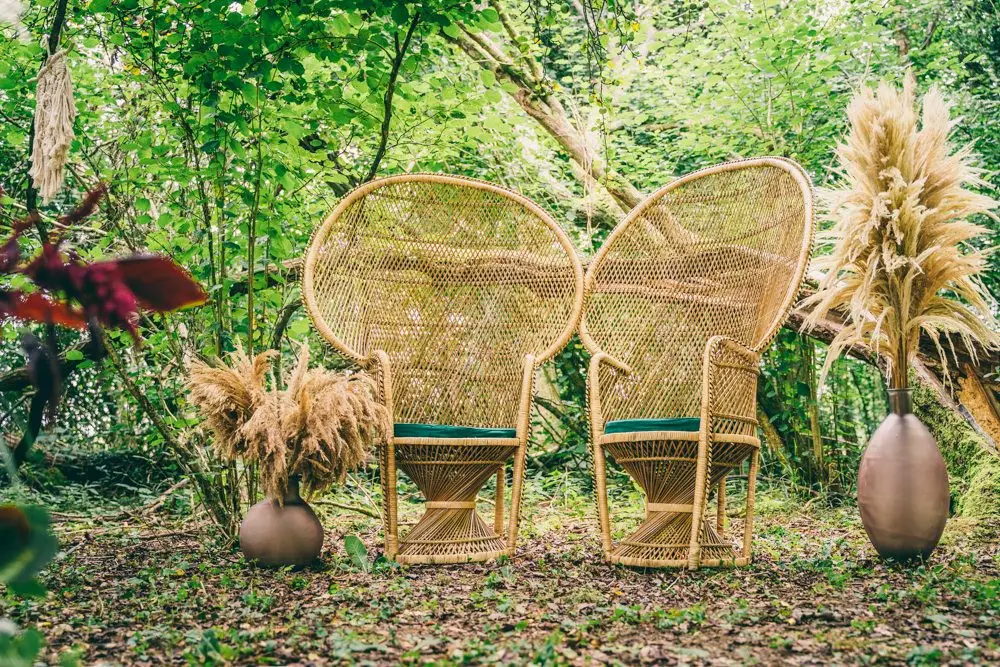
[{"xmin": 259, "ymin": 8, "xmax": 282, "ymax": 33}]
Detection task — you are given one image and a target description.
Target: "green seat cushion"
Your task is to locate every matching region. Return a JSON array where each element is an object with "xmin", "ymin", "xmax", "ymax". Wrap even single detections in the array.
[
  {"xmin": 604, "ymin": 417, "xmax": 701, "ymax": 434},
  {"xmin": 393, "ymin": 423, "xmax": 517, "ymax": 439}
]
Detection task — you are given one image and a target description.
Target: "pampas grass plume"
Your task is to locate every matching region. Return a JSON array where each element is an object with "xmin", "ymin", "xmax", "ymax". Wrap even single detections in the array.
[
  {"xmin": 802, "ymin": 74, "xmax": 1000, "ymax": 388},
  {"xmin": 186, "ymin": 344, "xmax": 389, "ymax": 502}
]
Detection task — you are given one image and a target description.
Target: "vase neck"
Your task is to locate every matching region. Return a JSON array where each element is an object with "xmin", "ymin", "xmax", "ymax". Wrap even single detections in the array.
[
  {"xmin": 888, "ymin": 388, "xmax": 913, "ymax": 416},
  {"xmin": 284, "ymin": 476, "xmax": 303, "ymax": 504}
]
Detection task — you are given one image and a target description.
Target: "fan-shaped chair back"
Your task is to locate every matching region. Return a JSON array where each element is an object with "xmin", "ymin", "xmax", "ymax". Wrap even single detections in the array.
[
  {"xmin": 581, "ymin": 157, "xmax": 813, "ymax": 424},
  {"xmin": 303, "ymin": 174, "xmax": 584, "ymax": 429}
]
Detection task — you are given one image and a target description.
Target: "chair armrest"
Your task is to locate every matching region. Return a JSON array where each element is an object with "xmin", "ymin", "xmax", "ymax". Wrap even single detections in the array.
[
  {"xmin": 516, "ymin": 353, "xmax": 537, "ymax": 441},
  {"xmin": 591, "ymin": 351, "xmax": 632, "ymax": 375},
  {"xmin": 361, "ymin": 350, "xmax": 395, "ymax": 420},
  {"xmin": 699, "ymin": 336, "xmax": 760, "ymax": 434},
  {"xmin": 587, "ymin": 352, "xmax": 633, "ymax": 438}
]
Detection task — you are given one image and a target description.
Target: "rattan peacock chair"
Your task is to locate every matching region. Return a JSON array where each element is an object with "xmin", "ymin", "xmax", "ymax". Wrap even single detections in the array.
[
  {"xmin": 581, "ymin": 157, "xmax": 814, "ymax": 569},
  {"xmin": 302, "ymin": 173, "xmax": 584, "ymax": 565}
]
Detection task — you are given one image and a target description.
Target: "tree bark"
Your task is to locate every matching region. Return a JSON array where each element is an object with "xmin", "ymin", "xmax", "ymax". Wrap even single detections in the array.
[{"xmin": 445, "ymin": 28, "xmax": 642, "ymax": 212}]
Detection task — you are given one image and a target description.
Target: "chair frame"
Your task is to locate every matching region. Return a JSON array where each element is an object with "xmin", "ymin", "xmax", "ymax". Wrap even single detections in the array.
[
  {"xmin": 302, "ymin": 173, "xmax": 584, "ymax": 564},
  {"xmin": 580, "ymin": 157, "xmax": 814, "ymax": 569}
]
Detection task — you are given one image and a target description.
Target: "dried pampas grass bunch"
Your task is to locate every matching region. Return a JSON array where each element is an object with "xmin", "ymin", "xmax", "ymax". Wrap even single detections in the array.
[
  {"xmin": 802, "ymin": 74, "xmax": 1000, "ymax": 388},
  {"xmin": 187, "ymin": 344, "xmax": 390, "ymax": 502}
]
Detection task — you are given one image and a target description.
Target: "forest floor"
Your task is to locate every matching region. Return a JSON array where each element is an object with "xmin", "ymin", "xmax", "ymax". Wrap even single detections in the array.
[{"xmin": 3, "ymin": 476, "xmax": 999, "ymax": 666}]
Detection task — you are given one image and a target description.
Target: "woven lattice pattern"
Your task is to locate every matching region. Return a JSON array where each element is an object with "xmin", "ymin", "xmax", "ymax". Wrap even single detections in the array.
[
  {"xmin": 583, "ymin": 158, "xmax": 814, "ymax": 568},
  {"xmin": 303, "ymin": 174, "xmax": 583, "ymax": 564},
  {"xmin": 395, "ymin": 440, "xmax": 519, "ymax": 560}
]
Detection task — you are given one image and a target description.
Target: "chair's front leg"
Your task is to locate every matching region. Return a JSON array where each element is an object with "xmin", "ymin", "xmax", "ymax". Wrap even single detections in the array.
[
  {"xmin": 506, "ymin": 354, "xmax": 535, "ymax": 553},
  {"xmin": 716, "ymin": 476, "xmax": 727, "ymax": 535},
  {"xmin": 494, "ymin": 466, "xmax": 505, "ymax": 536},
  {"xmin": 691, "ymin": 336, "xmax": 760, "ymax": 569},
  {"xmin": 742, "ymin": 449, "xmax": 760, "ymax": 559},
  {"xmin": 507, "ymin": 440, "xmax": 527, "ymax": 553},
  {"xmin": 384, "ymin": 440, "xmax": 398, "ymax": 559},
  {"xmin": 589, "ymin": 353, "xmax": 613, "ymax": 556},
  {"xmin": 370, "ymin": 350, "xmax": 398, "ymax": 559},
  {"xmin": 688, "ymin": 429, "xmax": 712, "ymax": 569},
  {"xmin": 592, "ymin": 442, "xmax": 612, "ymax": 555},
  {"xmin": 689, "ymin": 336, "xmax": 727, "ymax": 569}
]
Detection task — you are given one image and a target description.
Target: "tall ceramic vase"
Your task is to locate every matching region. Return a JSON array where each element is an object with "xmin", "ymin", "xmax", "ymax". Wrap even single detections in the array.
[
  {"xmin": 239, "ymin": 477, "xmax": 323, "ymax": 567},
  {"xmin": 857, "ymin": 389, "xmax": 949, "ymax": 560}
]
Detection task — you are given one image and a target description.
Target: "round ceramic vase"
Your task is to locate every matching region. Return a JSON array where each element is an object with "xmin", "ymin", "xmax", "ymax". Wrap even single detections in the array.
[
  {"xmin": 239, "ymin": 478, "xmax": 323, "ymax": 567},
  {"xmin": 857, "ymin": 389, "xmax": 949, "ymax": 561}
]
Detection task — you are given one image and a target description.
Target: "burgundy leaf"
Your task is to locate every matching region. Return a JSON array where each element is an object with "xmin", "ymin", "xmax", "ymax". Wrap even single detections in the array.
[
  {"xmin": 57, "ymin": 184, "xmax": 107, "ymax": 230},
  {"xmin": 21, "ymin": 243, "xmax": 84, "ymax": 296},
  {"xmin": 78, "ymin": 262, "xmax": 140, "ymax": 337},
  {"xmin": 0, "ymin": 291, "xmax": 88, "ymax": 329},
  {"xmin": 112, "ymin": 255, "xmax": 208, "ymax": 312}
]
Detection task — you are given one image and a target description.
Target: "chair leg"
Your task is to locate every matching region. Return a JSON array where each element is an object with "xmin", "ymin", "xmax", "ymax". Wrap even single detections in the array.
[
  {"xmin": 494, "ymin": 466, "xmax": 505, "ymax": 536},
  {"xmin": 506, "ymin": 440, "xmax": 527, "ymax": 554},
  {"xmin": 384, "ymin": 440, "xmax": 399, "ymax": 559},
  {"xmin": 688, "ymin": 434, "xmax": 711, "ymax": 569},
  {"xmin": 742, "ymin": 449, "xmax": 760, "ymax": 560},
  {"xmin": 593, "ymin": 441, "xmax": 613, "ymax": 555},
  {"xmin": 716, "ymin": 476, "xmax": 726, "ymax": 535}
]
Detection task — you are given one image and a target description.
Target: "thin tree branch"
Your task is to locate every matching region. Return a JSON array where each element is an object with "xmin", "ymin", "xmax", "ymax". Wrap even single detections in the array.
[
  {"xmin": 488, "ymin": 0, "xmax": 543, "ymax": 83},
  {"xmin": 364, "ymin": 11, "xmax": 420, "ymax": 183}
]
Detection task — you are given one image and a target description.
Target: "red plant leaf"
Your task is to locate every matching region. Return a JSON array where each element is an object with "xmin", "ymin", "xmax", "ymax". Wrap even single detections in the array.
[
  {"xmin": 111, "ymin": 255, "xmax": 208, "ymax": 312},
  {"xmin": 2, "ymin": 292, "xmax": 88, "ymax": 329}
]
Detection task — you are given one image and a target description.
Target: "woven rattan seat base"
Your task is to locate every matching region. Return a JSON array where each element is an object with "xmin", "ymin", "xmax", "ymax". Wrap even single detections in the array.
[
  {"xmin": 604, "ymin": 437, "xmax": 755, "ymax": 568},
  {"xmin": 603, "ymin": 438, "xmax": 758, "ymax": 504},
  {"xmin": 396, "ymin": 507, "xmax": 509, "ymax": 564},
  {"xmin": 609, "ymin": 511, "xmax": 741, "ymax": 568},
  {"xmin": 395, "ymin": 440, "xmax": 518, "ymax": 564}
]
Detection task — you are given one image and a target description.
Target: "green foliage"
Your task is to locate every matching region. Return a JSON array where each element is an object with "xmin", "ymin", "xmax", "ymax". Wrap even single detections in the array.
[
  {"xmin": 532, "ymin": 337, "xmax": 590, "ymax": 471},
  {"xmin": 0, "ymin": 627, "xmax": 43, "ymax": 667},
  {"xmin": 962, "ymin": 459, "xmax": 1000, "ymax": 520}
]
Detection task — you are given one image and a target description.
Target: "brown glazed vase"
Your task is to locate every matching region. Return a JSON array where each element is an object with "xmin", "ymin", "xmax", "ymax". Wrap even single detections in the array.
[
  {"xmin": 857, "ymin": 389, "xmax": 949, "ymax": 561},
  {"xmin": 239, "ymin": 477, "xmax": 323, "ymax": 567}
]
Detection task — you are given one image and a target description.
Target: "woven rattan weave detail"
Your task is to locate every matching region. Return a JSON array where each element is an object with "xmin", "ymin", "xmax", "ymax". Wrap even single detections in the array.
[
  {"xmin": 582, "ymin": 157, "xmax": 814, "ymax": 569},
  {"xmin": 303, "ymin": 174, "xmax": 584, "ymax": 564}
]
